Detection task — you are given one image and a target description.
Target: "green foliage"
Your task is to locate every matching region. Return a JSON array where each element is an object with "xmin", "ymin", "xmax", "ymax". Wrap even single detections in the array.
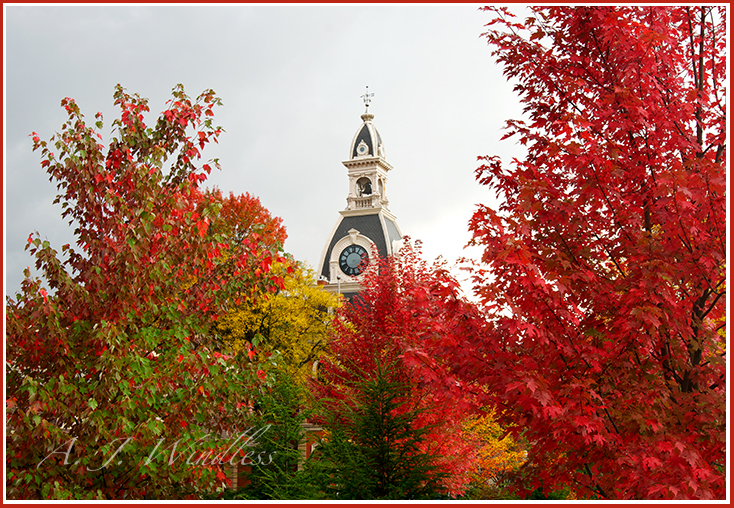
[
  {"xmin": 305, "ymin": 361, "xmax": 449, "ymax": 500},
  {"xmin": 227, "ymin": 371, "xmax": 317, "ymax": 500}
]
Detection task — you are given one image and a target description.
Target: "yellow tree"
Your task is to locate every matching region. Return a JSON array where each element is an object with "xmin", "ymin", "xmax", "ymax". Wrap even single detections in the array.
[
  {"xmin": 216, "ymin": 262, "xmax": 340, "ymax": 383},
  {"xmin": 462, "ymin": 409, "xmax": 527, "ymax": 499}
]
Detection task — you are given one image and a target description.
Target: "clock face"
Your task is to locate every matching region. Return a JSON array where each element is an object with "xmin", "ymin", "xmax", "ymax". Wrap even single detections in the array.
[{"xmin": 339, "ymin": 244, "xmax": 369, "ymax": 276}]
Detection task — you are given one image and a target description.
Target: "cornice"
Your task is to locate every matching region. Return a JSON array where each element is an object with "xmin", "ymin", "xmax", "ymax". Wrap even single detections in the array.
[{"xmin": 342, "ymin": 157, "xmax": 393, "ymax": 172}]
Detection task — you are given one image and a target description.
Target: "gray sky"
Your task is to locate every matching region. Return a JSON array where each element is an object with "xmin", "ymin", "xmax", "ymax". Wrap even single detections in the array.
[{"xmin": 4, "ymin": 4, "xmax": 525, "ymax": 298}]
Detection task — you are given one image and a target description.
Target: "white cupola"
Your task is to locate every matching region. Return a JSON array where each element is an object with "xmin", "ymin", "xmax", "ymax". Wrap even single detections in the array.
[{"xmin": 343, "ymin": 111, "xmax": 392, "ymax": 213}]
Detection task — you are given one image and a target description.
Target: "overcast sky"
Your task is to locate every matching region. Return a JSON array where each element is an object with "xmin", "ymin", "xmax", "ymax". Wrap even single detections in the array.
[{"xmin": 4, "ymin": 4, "xmax": 526, "ymax": 298}]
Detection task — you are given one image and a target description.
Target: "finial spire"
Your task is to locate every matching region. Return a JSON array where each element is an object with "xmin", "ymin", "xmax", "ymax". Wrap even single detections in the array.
[{"xmin": 361, "ymin": 86, "xmax": 374, "ymax": 113}]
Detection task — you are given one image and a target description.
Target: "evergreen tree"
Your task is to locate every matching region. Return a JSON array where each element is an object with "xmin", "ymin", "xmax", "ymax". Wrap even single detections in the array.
[
  {"xmin": 306, "ymin": 361, "xmax": 449, "ymax": 500},
  {"xmin": 225, "ymin": 370, "xmax": 318, "ymax": 500}
]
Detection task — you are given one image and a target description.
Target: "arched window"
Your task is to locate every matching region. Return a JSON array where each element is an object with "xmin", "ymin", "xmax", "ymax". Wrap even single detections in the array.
[{"xmin": 356, "ymin": 177, "xmax": 372, "ymax": 196}]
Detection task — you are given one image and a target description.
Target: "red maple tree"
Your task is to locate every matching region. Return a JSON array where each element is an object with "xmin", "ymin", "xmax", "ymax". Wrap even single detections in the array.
[
  {"xmin": 204, "ymin": 188, "xmax": 287, "ymax": 250},
  {"xmin": 455, "ymin": 6, "xmax": 726, "ymax": 499},
  {"xmin": 310, "ymin": 243, "xmax": 483, "ymax": 497},
  {"xmin": 6, "ymin": 84, "xmax": 286, "ymax": 499}
]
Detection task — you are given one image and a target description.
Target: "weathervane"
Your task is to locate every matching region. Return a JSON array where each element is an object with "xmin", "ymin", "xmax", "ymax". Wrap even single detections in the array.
[{"xmin": 361, "ymin": 86, "xmax": 374, "ymax": 113}]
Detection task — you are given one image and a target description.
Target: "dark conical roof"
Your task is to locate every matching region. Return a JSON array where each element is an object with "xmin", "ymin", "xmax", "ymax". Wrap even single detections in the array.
[{"xmin": 349, "ymin": 113, "xmax": 384, "ymax": 159}]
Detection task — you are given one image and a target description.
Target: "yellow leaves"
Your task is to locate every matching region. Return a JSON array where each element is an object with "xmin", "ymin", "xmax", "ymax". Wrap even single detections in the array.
[
  {"xmin": 463, "ymin": 408, "xmax": 526, "ymax": 483},
  {"xmin": 217, "ymin": 262, "xmax": 340, "ymax": 384}
]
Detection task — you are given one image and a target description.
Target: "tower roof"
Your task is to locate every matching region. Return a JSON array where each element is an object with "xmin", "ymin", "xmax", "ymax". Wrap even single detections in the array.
[{"xmin": 349, "ymin": 112, "xmax": 385, "ymax": 159}]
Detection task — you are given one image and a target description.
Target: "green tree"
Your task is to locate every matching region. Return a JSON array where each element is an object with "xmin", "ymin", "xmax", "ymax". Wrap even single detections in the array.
[
  {"xmin": 224, "ymin": 370, "xmax": 318, "ymax": 500},
  {"xmin": 306, "ymin": 361, "xmax": 449, "ymax": 500},
  {"xmin": 6, "ymin": 84, "xmax": 284, "ymax": 499}
]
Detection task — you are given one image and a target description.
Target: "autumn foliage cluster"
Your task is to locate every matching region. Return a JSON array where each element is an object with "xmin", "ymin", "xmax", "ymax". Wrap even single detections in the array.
[
  {"xmin": 5, "ymin": 5, "xmax": 727, "ymax": 501},
  {"xmin": 6, "ymin": 85, "xmax": 287, "ymax": 498},
  {"xmin": 462, "ymin": 6, "xmax": 726, "ymax": 499}
]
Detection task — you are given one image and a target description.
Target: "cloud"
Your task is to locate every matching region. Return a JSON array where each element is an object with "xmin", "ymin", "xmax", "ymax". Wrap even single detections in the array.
[{"xmin": 4, "ymin": 4, "xmax": 524, "ymax": 297}]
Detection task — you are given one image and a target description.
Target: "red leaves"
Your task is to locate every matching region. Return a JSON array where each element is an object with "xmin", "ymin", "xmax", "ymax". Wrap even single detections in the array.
[
  {"xmin": 203, "ymin": 187, "xmax": 288, "ymax": 258},
  {"xmin": 467, "ymin": 6, "xmax": 727, "ymax": 500},
  {"xmin": 311, "ymin": 243, "xmax": 485, "ymax": 496}
]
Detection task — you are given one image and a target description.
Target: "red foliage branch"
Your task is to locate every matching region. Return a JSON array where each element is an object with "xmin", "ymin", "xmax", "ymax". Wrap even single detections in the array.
[{"xmin": 455, "ymin": 7, "xmax": 726, "ymax": 500}]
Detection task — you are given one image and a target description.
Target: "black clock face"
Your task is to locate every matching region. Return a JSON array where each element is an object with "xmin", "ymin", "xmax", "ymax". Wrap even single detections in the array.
[{"xmin": 339, "ymin": 244, "xmax": 369, "ymax": 276}]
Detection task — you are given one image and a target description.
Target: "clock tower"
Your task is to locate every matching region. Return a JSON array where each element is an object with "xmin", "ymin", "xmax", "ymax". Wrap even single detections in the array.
[{"xmin": 318, "ymin": 95, "xmax": 403, "ymax": 298}]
